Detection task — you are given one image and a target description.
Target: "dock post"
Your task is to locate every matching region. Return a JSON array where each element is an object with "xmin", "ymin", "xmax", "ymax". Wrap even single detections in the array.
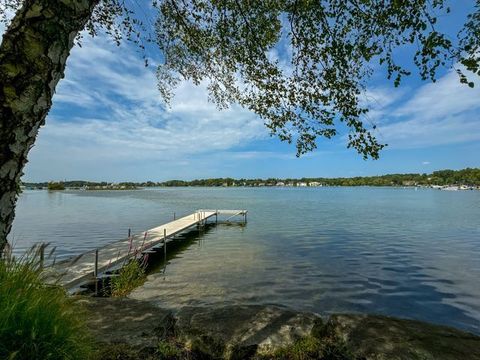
[
  {"xmin": 94, "ymin": 249, "xmax": 99, "ymax": 296},
  {"xmin": 174, "ymin": 212, "xmax": 176, "ymax": 220},
  {"xmin": 128, "ymin": 228, "xmax": 131, "ymax": 238},
  {"xmin": 216, "ymin": 210, "xmax": 218, "ymax": 224},
  {"xmin": 163, "ymin": 229, "xmax": 167, "ymax": 274},
  {"xmin": 244, "ymin": 212, "xmax": 247, "ymax": 224},
  {"xmin": 163, "ymin": 229, "xmax": 167, "ymax": 259}
]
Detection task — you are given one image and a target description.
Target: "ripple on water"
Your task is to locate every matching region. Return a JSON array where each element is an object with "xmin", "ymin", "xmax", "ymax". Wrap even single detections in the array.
[{"xmin": 10, "ymin": 187, "xmax": 480, "ymax": 334}]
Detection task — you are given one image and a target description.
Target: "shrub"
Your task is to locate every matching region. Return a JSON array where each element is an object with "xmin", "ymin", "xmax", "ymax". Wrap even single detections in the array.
[
  {"xmin": 110, "ymin": 259, "xmax": 147, "ymax": 297},
  {"xmin": 157, "ymin": 339, "xmax": 184, "ymax": 359},
  {"xmin": 267, "ymin": 335, "xmax": 355, "ymax": 360},
  {"xmin": 0, "ymin": 248, "xmax": 91, "ymax": 359},
  {"xmin": 93, "ymin": 340, "xmax": 187, "ymax": 360}
]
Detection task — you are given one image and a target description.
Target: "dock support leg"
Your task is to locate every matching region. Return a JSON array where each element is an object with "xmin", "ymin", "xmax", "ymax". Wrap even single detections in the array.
[
  {"xmin": 173, "ymin": 213, "xmax": 176, "ymax": 238},
  {"xmin": 94, "ymin": 249, "xmax": 99, "ymax": 296},
  {"xmin": 128, "ymin": 228, "xmax": 131, "ymax": 238},
  {"xmin": 163, "ymin": 229, "xmax": 167, "ymax": 261}
]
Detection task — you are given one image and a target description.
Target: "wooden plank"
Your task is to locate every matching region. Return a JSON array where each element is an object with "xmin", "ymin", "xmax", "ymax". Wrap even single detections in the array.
[{"xmin": 50, "ymin": 211, "xmax": 217, "ymax": 290}]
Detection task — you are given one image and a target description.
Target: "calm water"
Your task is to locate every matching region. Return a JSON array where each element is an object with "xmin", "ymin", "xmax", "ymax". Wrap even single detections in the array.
[{"xmin": 10, "ymin": 187, "xmax": 480, "ymax": 334}]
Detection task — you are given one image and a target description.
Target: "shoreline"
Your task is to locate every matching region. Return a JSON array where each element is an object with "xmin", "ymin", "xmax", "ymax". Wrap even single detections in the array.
[
  {"xmin": 20, "ymin": 167, "xmax": 480, "ymax": 190},
  {"xmin": 20, "ymin": 184, "xmax": 480, "ymax": 191},
  {"xmin": 81, "ymin": 296, "xmax": 480, "ymax": 359}
]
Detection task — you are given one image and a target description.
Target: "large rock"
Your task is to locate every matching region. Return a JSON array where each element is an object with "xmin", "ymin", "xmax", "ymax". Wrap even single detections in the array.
[
  {"xmin": 175, "ymin": 305, "xmax": 319, "ymax": 359},
  {"xmin": 79, "ymin": 298, "xmax": 480, "ymax": 360},
  {"xmin": 322, "ymin": 314, "xmax": 480, "ymax": 360}
]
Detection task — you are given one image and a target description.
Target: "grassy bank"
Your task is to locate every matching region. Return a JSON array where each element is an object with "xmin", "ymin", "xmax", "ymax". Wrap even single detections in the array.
[{"xmin": 0, "ymin": 249, "xmax": 92, "ymax": 359}]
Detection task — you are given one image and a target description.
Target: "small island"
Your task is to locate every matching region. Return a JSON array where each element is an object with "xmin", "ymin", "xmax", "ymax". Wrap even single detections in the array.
[
  {"xmin": 47, "ymin": 181, "xmax": 66, "ymax": 191},
  {"xmin": 33, "ymin": 181, "xmax": 138, "ymax": 191}
]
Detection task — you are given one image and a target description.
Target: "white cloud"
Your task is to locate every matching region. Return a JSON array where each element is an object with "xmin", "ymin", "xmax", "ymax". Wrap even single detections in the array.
[
  {"xmin": 396, "ymin": 71, "xmax": 480, "ymax": 120},
  {"xmin": 422, "ymin": 161, "xmax": 431, "ymax": 165},
  {"xmin": 374, "ymin": 69, "xmax": 480, "ymax": 148},
  {"xmin": 362, "ymin": 87, "xmax": 407, "ymax": 113},
  {"xmin": 27, "ymin": 35, "xmax": 267, "ymax": 171}
]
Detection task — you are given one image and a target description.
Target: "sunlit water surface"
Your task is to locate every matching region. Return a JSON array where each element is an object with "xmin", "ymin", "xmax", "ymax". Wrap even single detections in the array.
[{"xmin": 11, "ymin": 187, "xmax": 480, "ymax": 333}]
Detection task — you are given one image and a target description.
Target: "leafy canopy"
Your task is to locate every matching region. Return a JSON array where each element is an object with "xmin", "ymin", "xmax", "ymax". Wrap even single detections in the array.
[
  {"xmin": 2, "ymin": 0, "xmax": 479, "ymax": 158},
  {"xmin": 155, "ymin": 0, "xmax": 480, "ymax": 158}
]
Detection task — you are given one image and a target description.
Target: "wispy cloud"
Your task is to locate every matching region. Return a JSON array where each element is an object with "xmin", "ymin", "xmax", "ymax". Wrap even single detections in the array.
[
  {"xmin": 31, "ymin": 35, "xmax": 267, "ymax": 166},
  {"xmin": 372, "ymin": 69, "xmax": 480, "ymax": 148}
]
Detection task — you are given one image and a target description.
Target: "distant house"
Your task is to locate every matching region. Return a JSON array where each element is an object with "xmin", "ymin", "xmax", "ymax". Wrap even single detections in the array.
[
  {"xmin": 276, "ymin": 182, "xmax": 285, "ymax": 186},
  {"xmin": 298, "ymin": 182, "xmax": 308, "ymax": 187},
  {"xmin": 309, "ymin": 182, "xmax": 321, "ymax": 187}
]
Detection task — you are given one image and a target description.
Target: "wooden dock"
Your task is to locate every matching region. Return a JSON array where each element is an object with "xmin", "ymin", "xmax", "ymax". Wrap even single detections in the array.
[{"xmin": 50, "ymin": 210, "xmax": 247, "ymax": 290}]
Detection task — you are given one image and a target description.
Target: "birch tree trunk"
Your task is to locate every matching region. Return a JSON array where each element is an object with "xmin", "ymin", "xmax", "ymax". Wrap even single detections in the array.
[{"xmin": 0, "ymin": 0, "xmax": 98, "ymax": 255}]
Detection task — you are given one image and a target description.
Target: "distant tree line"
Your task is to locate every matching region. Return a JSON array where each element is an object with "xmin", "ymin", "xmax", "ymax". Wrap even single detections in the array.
[
  {"xmin": 159, "ymin": 168, "xmax": 480, "ymax": 187},
  {"xmin": 21, "ymin": 168, "xmax": 480, "ymax": 189}
]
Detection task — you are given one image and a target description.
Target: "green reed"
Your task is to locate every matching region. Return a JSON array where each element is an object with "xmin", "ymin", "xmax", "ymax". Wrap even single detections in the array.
[{"xmin": 0, "ymin": 246, "xmax": 92, "ymax": 360}]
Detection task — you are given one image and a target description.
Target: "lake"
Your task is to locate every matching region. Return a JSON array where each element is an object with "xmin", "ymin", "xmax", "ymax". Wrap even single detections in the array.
[{"xmin": 10, "ymin": 187, "xmax": 480, "ymax": 334}]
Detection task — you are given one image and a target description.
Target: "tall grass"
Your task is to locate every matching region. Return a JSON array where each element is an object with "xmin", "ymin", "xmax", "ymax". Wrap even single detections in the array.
[
  {"xmin": 0, "ymin": 247, "xmax": 92, "ymax": 359},
  {"xmin": 110, "ymin": 258, "xmax": 147, "ymax": 297},
  {"xmin": 109, "ymin": 231, "xmax": 149, "ymax": 297}
]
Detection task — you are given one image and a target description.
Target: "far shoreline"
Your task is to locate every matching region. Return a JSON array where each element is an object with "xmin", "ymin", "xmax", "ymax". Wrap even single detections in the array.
[{"xmin": 21, "ymin": 167, "xmax": 480, "ymax": 191}]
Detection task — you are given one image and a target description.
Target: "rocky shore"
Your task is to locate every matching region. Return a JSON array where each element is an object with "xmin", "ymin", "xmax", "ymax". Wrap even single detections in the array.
[{"xmin": 80, "ymin": 297, "xmax": 480, "ymax": 359}]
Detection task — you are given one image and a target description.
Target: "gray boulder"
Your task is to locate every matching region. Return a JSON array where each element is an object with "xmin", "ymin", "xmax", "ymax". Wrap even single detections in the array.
[
  {"xmin": 322, "ymin": 314, "xmax": 480, "ymax": 360},
  {"xmin": 175, "ymin": 305, "xmax": 319, "ymax": 359}
]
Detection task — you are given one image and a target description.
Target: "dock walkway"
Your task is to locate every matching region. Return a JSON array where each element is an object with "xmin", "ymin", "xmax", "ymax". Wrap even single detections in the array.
[{"xmin": 51, "ymin": 210, "xmax": 246, "ymax": 290}]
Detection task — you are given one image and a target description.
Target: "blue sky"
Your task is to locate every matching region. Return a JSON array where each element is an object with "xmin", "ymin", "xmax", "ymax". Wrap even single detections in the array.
[{"xmin": 4, "ymin": 3, "xmax": 480, "ymax": 181}]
